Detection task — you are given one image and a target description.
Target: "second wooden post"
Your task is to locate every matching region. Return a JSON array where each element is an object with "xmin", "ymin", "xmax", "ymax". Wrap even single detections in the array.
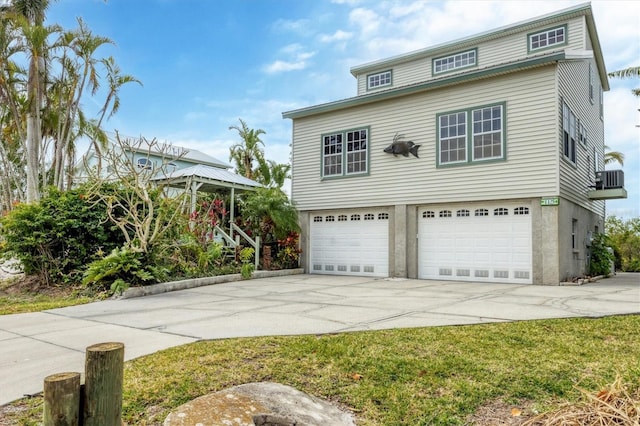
[{"xmin": 83, "ymin": 342, "xmax": 124, "ymax": 426}]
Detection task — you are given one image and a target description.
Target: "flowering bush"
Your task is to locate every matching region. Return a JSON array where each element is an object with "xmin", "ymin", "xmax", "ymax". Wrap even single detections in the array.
[
  {"xmin": 189, "ymin": 198, "xmax": 228, "ymax": 244},
  {"xmin": 275, "ymin": 231, "xmax": 301, "ymax": 269}
]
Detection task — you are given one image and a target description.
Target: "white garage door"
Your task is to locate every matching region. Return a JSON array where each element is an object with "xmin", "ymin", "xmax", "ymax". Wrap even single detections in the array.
[
  {"xmin": 418, "ymin": 204, "xmax": 532, "ymax": 284},
  {"xmin": 309, "ymin": 210, "xmax": 389, "ymax": 277}
]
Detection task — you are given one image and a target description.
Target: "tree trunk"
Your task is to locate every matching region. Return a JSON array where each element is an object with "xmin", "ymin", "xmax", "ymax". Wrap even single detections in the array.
[{"xmin": 26, "ymin": 55, "xmax": 42, "ymax": 203}]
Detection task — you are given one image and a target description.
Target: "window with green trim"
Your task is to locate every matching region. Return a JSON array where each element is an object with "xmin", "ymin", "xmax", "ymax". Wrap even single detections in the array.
[
  {"xmin": 437, "ymin": 103, "xmax": 505, "ymax": 166},
  {"xmin": 322, "ymin": 128, "xmax": 368, "ymax": 177},
  {"xmin": 529, "ymin": 26, "xmax": 565, "ymax": 51},
  {"xmin": 562, "ymin": 100, "xmax": 577, "ymax": 165},
  {"xmin": 367, "ymin": 70, "xmax": 391, "ymax": 89},
  {"xmin": 433, "ymin": 49, "xmax": 476, "ymax": 74}
]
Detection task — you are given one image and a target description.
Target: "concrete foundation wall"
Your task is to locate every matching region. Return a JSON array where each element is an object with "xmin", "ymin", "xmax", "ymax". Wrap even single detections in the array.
[{"xmin": 558, "ymin": 199, "xmax": 605, "ymax": 281}]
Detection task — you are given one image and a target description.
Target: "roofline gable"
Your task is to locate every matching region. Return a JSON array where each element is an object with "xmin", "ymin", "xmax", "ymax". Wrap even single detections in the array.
[
  {"xmin": 283, "ymin": 51, "xmax": 565, "ymax": 120},
  {"xmin": 349, "ymin": 2, "xmax": 608, "ymax": 90}
]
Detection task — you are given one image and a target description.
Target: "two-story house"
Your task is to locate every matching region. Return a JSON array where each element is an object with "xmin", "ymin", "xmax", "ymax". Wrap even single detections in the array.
[{"xmin": 282, "ymin": 3, "xmax": 626, "ymax": 285}]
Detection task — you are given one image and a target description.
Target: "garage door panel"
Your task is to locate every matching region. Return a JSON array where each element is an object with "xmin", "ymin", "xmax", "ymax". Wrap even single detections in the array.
[
  {"xmin": 419, "ymin": 204, "xmax": 532, "ymax": 284},
  {"xmin": 310, "ymin": 210, "xmax": 389, "ymax": 277}
]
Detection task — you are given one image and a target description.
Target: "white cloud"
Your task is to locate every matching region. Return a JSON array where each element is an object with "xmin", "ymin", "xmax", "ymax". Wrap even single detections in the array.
[
  {"xmin": 331, "ymin": 0, "xmax": 362, "ymax": 5},
  {"xmin": 264, "ymin": 60, "xmax": 307, "ymax": 74},
  {"xmin": 319, "ymin": 30, "xmax": 353, "ymax": 43},
  {"xmin": 263, "ymin": 44, "xmax": 316, "ymax": 74},
  {"xmin": 348, "ymin": 7, "xmax": 381, "ymax": 37},
  {"xmin": 271, "ymin": 18, "xmax": 312, "ymax": 35}
]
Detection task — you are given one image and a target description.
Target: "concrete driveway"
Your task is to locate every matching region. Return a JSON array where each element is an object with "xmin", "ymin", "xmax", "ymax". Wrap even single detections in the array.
[{"xmin": 1, "ymin": 273, "xmax": 638, "ymax": 405}]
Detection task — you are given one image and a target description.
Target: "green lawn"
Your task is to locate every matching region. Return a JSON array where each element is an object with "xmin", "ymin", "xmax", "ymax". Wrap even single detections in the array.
[
  {"xmin": 3, "ymin": 315, "xmax": 639, "ymax": 425},
  {"xmin": 0, "ymin": 294, "xmax": 94, "ymax": 315}
]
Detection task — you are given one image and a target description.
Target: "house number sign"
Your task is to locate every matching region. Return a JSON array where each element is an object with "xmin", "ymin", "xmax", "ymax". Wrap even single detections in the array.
[{"xmin": 540, "ymin": 197, "xmax": 560, "ymax": 206}]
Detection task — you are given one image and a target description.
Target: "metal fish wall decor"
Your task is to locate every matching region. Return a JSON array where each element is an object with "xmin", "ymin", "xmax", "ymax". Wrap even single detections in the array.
[{"xmin": 384, "ymin": 133, "xmax": 421, "ymax": 158}]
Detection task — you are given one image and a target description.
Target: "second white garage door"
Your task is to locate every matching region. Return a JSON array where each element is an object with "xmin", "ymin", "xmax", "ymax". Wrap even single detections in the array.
[
  {"xmin": 309, "ymin": 210, "xmax": 389, "ymax": 277},
  {"xmin": 418, "ymin": 204, "xmax": 532, "ymax": 284}
]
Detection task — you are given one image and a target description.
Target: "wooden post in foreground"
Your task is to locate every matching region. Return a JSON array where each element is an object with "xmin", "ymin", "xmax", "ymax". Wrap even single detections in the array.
[
  {"xmin": 83, "ymin": 342, "xmax": 124, "ymax": 426},
  {"xmin": 43, "ymin": 372, "xmax": 81, "ymax": 426}
]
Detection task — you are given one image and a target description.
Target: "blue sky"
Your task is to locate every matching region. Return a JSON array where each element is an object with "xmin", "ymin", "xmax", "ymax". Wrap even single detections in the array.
[{"xmin": 45, "ymin": 0, "xmax": 639, "ymax": 218}]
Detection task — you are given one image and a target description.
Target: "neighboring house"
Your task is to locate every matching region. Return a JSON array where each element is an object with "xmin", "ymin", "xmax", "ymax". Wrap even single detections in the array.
[
  {"xmin": 282, "ymin": 3, "xmax": 626, "ymax": 285},
  {"xmin": 78, "ymin": 135, "xmax": 262, "ymax": 218}
]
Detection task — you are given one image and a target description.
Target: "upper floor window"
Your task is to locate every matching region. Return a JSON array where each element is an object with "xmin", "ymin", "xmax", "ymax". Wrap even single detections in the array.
[
  {"xmin": 437, "ymin": 103, "xmax": 505, "ymax": 166},
  {"xmin": 529, "ymin": 26, "xmax": 566, "ymax": 52},
  {"xmin": 367, "ymin": 70, "xmax": 392, "ymax": 90},
  {"xmin": 433, "ymin": 49, "xmax": 477, "ymax": 74},
  {"xmin": 588, "ymin": 63, "xmax": 594, "ymax": 103},
  {"xmin": 472, "ymin": 105, "xmax": 503, "ymax": 161},
  {"xmin": 562, "ymin": 100, "xmax": 577, "ymax": 165},
  {"xmin": 322, "ymin": 128, "xmax": 369, "ymax": 178},
  {"xmin": 137, "ymin": 158, "xmax": 153, "ymax": 170},
  {"xmin": 439, "ymin": 111, "xmax": 467, "ymax": 164},
  {"xmin": 599, "ymin": 86, "xmax": 603, "ymax": 119}
]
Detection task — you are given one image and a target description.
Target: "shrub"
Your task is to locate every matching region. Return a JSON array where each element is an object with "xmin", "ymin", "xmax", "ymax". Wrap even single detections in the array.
[
  {"xmin": 238, "ymin": 187, "xmax": 299, "ymax": 244},
  {"xmin": 589, "ymin": 233, "xmax": 614, "ymax": 276},
  {"xmin": 0, "ymin": 185, "xmax": 124, "ymax": 284},
  {"xmin": 83, "ymin": 247, "xmax": 167, "ymax": 294},
  {"xmin": 606, "ymin": 216, "xmax": 640, "ymax": 272},
  {"xmin": 239, "ymin": 247, "xmax": 255, "ymax": 279},
  {"xmin": 275, "ymin": 231, "xmax": 301, "ymax": 269}
]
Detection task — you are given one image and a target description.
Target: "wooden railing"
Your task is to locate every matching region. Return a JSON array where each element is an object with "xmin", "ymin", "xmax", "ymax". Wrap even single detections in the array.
[{"xmin": 214, "ymin": 224, "xmax": 260, "ymax": 271}]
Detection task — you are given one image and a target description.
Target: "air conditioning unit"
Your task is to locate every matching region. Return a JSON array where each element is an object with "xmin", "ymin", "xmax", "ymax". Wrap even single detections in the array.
[{"xmin": 595, "ymin": 170, "xmax": 624, "ymax": 190}]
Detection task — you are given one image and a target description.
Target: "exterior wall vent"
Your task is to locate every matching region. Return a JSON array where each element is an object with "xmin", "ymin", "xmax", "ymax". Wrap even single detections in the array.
[{"xmin": 595, "ymin": 170, "xmax": 624, "ymax": 189}]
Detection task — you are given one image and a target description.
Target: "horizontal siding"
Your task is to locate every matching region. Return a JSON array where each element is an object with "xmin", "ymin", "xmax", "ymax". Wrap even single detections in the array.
[
  {"xmin": 558, "ymin": 59, "xmax": 605, "ymax": 215},
  {"xmin": 292, "ymin": 66, "xmax": 560, "ymax": 211},
  {"xmin": 355, "ymin": 16, "xmax": 586, "ymax": 95}
]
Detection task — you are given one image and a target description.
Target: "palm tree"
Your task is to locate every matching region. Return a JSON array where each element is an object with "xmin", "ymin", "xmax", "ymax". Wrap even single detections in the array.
[
  {"xmin": 604, "ymin": 145, "xmax": 624, "ymax": 167},
  {"xmin": 90, "ymin": 55, "xmax": 141, "ymax": 175},
  {"xmin": 605, "ymin": 66, "xmax": 637, "ymax": 163},
  {"xmin": 8, "ymin": 0, "xmax": 51, "ymax": 202},
  {"xmin": 608, "ymin": 66, "xmax": 640, "ymax": 97},
  {"xmin": 257, "ymin": 158, "xmax": 291, "ymax": 189},
  {"xmin": 228, "ymin": 118, "xmax": 265, "ymax": 180}
]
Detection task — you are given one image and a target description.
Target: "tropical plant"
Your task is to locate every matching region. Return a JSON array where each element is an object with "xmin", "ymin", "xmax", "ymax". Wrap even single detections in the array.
[
  {"xmin": 256, "ymin": 158, "xmax": 291, "ymax": 189},
  {"xmin": 606, "ymin": 216, "xmax": 640, "ymax": 272},
  {"xmin": 275, "ymin": 231, "xmax": 301, "ymax": 269},
  {"xmin": 83, "ymin": 247, "xmax": 166, "ymax": 294},
  {"xmin": 239, "ymin": 246, "xmax": 255, "ymax": 279},
  {"xmin": 0, "ymin": 1, "xmax": 139, "ymax": 207},
  {"xmin": 608, "ymin": 66, "xmax": 640, "ymax": 96},
  {"xmin": 228, "ymin": 118, "xmax": 265, "ymax": 180},
  {"xmin": 239, "ymin": 186, "xmax": 299, "ymax": 244},
  {"xmin": 604, "ymin": 145, "xmax": 625, "ymax": 166},
  {"xmin": 588, "ymin": 232, "xmax": 614, "ymax": 276}
]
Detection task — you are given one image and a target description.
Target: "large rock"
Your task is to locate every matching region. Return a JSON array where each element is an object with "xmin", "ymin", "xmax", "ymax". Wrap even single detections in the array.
[{"xmin": 164, "ymin": 382, "xmax": 356, "ymax": 426}]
